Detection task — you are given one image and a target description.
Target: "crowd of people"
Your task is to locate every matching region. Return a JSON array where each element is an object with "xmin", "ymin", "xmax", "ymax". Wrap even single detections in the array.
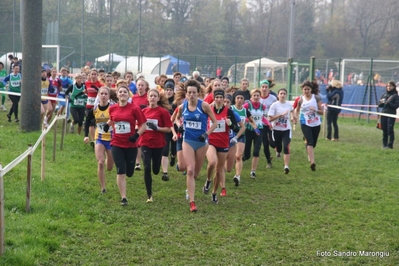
[{"xmin": 12, "ymin": 61, "xmax": 394, "ymax": 212}]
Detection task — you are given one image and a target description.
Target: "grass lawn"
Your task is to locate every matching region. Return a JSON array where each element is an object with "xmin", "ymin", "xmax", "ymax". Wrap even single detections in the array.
[{"xmin": 0, "ymin": 100, "xmax": 398, "ymax": 265}]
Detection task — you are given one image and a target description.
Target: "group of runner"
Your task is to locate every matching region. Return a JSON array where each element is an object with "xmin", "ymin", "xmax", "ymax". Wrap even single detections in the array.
[{"xmin": 2, "ymin": 65, "xmax": 324, "ymax": 212}]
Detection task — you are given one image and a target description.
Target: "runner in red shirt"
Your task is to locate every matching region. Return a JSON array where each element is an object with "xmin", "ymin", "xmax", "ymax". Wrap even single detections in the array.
[
  {"xmin": 139, "ymin": 89, "xmax": 173, "ymax": 202},
  {"xmin": 132, "ymin": 78, "xmax": 150, "ymax": 171},
  {"xmin": 108, "ymin": 85, "xmax": 147, "ymax": 206},
  {"xmin": 85, "ymin": 68, "xmax": 103, "ymax": 145}
]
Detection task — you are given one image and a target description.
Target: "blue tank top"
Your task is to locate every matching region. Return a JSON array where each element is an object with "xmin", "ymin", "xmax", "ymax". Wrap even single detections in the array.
[
  {"xmin": 59, "ymin": 76, "xmax": 73, "ymax": 97},
  {"xmin": 182, "ymin": 99, "xmax": 208, "ymax": 142}
]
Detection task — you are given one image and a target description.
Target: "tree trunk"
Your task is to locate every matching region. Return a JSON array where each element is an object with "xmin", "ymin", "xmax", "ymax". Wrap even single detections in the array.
[{"xmin": 20, "ymin": 0, "xmax": 42, "ymax": 132}]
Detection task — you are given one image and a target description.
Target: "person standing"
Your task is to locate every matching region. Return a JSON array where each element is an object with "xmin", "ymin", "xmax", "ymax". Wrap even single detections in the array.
[
  {"xmin": 268, "ymin": 89, "xmax": 297, "ymax": 174},
  {"xmin": 295, "ymin": 80, "xmax": 323, "ymax": 171},
  {"xmin": 326, "ymin": 80, "xmax": 344, "ymax": 141},
  {"xmin": 378, "ymin": 81, "xmax": 399, "ymax": 149},
  {"xmin": 108, "ymin": 85, "xmax": 147, "ymax": 206},
  {"xmin": 139, "ymin": 89, "xmax": 173, "ymax": 202},
  {"xmin": 175, "ymin": 79, "xmax": 218, "ymax": 212},
  {"xmin": 3, "ymin": 65, "xmax": 22, "ymax": 122}
]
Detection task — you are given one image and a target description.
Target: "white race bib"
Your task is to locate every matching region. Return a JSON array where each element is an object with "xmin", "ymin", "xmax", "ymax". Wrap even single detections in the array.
[
  {"xmin": 11, "ymin": 80, "xmax": 20, "ymax": 87},
  {"xmin": 211, "ymin": 120, "xmax": 226, "ymax": 133},
  {"xmin": 87, "ymin": 97, "xmax": 96, "ymax": 105},
  {"xmin": 41, "ymin": 88, "xmax": 48, "ymax": 95},
  {"xmin": 185, "ymin": 121, "xmax": 202, "ymax": 130},
  {"xmin": 146, "ymin": 119, "xmax": 158, "ymax": 131},
  {"xmin": 114, "ymin": 121, "xmax": 131, "ymax": 134},
  {"xmin": 74, "ymin": 98, "xmax": 85, "ymax": 106},
  {"xmin": 97, "ymin": 122, "xmax": 112, "ymax": 134}
]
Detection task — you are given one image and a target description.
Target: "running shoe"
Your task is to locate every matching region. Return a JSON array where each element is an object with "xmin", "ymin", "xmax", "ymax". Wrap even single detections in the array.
[
  {"xmin": 169, "ymin": 155, "xmax": 176, "ymax": 167},
  {"xmin": 135, "ymin": 163, "xmax": 141, "ymax": 170},
  {"xmin": 6, "ymin": 114, "xmax": 11, "ymax": 122},
  {"xmin": 121, "ymin": 198, "xmax": 128, "ymax": 206},
  {"xmin": 284, "ymin": 167, "xmax": 290, "ymax": 174},
  {"xmin": 15, "ymin": 118, "xmax": 19, "ymax": 122},
  {"xmin": 220, "ymin": 188, "xmax": 226, "ymax": 197},
  {"xmin": 1, "ymin": 105, "xmax": 6, "ymax": 111},
  {"xmin": 189, "ymin": 201, "xmax": 197, "ymax": 212},
  {"xmin": 266, "ymin": 163, "xmax": 272, "ymax": 168},
  {"xmin": 101, "ymin": 189, "xmax": 107, "ymax": 194},
  {"xmin": 310, "ymin": 163, "xmax": 316, "ymax": 171},
  {"xmin": 146, "ymin": 196, "xmax": 153, "ymax": 203},
  {"xmin": 161, "ymin": 173, "xmax": 169, "ymax": 181},
  {"xmin": 233, "ymin": 175, "xmax": 240, "ymax": 187},
  {"xmin": 203, "ymin": 181, "xmax": 211, "ymax": 194},
  {"xmin": 212, "ymin": 193, "xmax": 218, "ymax": 204},
  {"xmin": 250, "ymin": 171, "xmax": 256, "ymax": 179}
]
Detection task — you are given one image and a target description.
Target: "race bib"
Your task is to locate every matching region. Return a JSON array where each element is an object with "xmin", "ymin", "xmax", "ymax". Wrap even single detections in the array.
[
  {"xmin": 210, "ymin": 120, "xmax": 226, "ymax": 133},
  {"xmin": 74, "ymin": 98, "xmax": 85, "ymax": 106},
  {"xmin": 114, "ymin": 121, "xmax": 131, "ymax": 134},
  {"xmin": 11, "ymin": 80, "xmax": 20, "ymax": 87},
  {"xmin": 59, "ymin": 87, "xmax": 68, "ymax": 95},
  {"xmin": 275, "ymin": 116, "xmax": 288, "ymax": 128},
  {"xmin": 41, "ymin": 88, "xmax": 48, "ymax": 95},
  {"xmin": 87, "ymin": 97, "xmax": 96, "ymax": 105},
  {"xmin": 252, "ymin": 115, "xmax": 262, "ymax": 125},
  {"xmin": 305, "ymin": 111, "xmax": 319, "ymax": 126},
  {"xmin": 185, "ymin": 121, "xmax": 201, "ymax": 130},
  {"xmin": 146, "ymin": 119, "xmax": 158, "ymax": 131},
  {"xmin": 97, "ymin": 122, "xmax": 112, "ymax": 134}
]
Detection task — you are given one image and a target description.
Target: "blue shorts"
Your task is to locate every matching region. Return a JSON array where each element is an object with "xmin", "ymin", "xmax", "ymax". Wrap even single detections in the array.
[
  {"xmin": 184, "ymin": 139, "xmax": 207, "ymax": 151},
  {"xmin": 58, "ymin": 94, "xmax": 66, "ymax": 106},
  {"xmin": 237, "ymin": 135, "xmax": 245, "ymax": 143},
  {"xmin": 41, "ymin": 100, "xmax": 48, "ymax": 105},
  {"xmin": 96, "ymin": 139, "xmax": 111, "ymax": 150}
]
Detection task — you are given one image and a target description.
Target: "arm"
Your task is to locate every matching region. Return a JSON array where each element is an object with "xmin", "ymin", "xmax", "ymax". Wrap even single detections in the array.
[{"xmin": 202, "ymin": 102, "xmax": 218, "ymax": 135}]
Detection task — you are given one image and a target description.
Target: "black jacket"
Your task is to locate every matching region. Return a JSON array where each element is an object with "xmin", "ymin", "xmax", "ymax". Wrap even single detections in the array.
[
  {"xmin": 378, "ymin": 90, "xmax": 399, "ymax": 114},
  {"xmin": 327, "ymin": 88, "xmax": 344, "ymax": 113}
]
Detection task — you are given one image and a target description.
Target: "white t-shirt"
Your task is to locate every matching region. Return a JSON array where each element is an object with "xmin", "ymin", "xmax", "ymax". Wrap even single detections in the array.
[{"xmin": 268, "ymin": 101, "xmax": 293, "ymax": 131}]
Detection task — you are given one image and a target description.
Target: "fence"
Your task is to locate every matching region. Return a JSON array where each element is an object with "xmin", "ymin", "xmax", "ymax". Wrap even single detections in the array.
[{"xmin": 0, "ymin": 92, "xmax": 67, "ymax": 256}]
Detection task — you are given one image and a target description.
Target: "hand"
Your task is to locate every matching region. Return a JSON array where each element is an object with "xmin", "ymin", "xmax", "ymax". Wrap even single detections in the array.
[
  {"xmin": 230, "ymin": 137, "xmax": 237, "ymax": 144},
  {"xmin": 83, "ymin": 137, "xmax": 89, "ymax": 144},
  {"xmin": 103, "ymin": 124, "xmax": 110, "ymax": 133},
  {"xmin": 254, "ymin": 128, "xmax": 261, "ymax": 135},
  {"xmin": 147, "ymin": 122, "xmax": 158, "ymax": 131},
  {"xmin": 197, "ymin": 132, "xmax": 208, "ymax": 142},
  {"xmin": 129, "ymin": 133, "xmax": 140, "ymax": 143}
]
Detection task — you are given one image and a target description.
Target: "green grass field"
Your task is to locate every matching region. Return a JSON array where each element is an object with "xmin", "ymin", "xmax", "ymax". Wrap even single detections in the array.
[{"xmin": 0, "ymin": 100, "xmax": 398, "ymax": 265}]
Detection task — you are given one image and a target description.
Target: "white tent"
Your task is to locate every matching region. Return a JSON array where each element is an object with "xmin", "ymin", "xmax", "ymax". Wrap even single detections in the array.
[
  {"xmin": 95, "ymin": 53, "xmax": 125, "ymax": 63},
  {"xmin": 244, "ymin": 57, "xmax": 287, "ymax": 84},
  {"xmin": 115, "ymin": 56, "xmax": 171, "ymax": 75}
]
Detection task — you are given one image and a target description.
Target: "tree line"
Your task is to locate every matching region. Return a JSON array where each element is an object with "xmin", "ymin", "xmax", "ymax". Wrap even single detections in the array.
[{"xmin": 1, "ymin": 0, "xmax": 398, "ymax": 66}]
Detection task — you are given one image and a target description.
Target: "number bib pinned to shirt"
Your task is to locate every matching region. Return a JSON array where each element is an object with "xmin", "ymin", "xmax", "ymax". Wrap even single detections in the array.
[{"xmin": 114, "ymin": 121, "xmax": 131, "ymax": 134}]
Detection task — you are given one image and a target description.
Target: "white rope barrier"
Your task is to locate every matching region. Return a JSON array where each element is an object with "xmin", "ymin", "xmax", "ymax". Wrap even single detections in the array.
[
  {"xmin": 326, "ymin": 104, "xmax": 399, "ymax": 119},
  {"xmin": 0, "ymin": 91, "xmax": 67, "ymax": 102}
]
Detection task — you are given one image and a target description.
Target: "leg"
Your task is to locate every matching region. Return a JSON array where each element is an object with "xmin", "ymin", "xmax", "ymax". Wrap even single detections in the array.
[
  {"xmin": 214, "ymin": 151, "xmax": 228, "ymax": 195},
  {"xmin": 205, "ymin": 145, "xmax": 217, "ymax": 191},
  {"xmin": 95, "ymin": 143, "xmax": 107, "ymax": 191},
  {"xmin": 331, "ymin": 112, "xmax": 339, "ymax": 139},
  {"xmin": 225, "ymin": 144, "xmax": 236, "ymax": 173},
  {"xmin": 387, "ymin": 117, "xmax": 396, "ymax": 148},
  {"xmin": 262, "ymin": 126, "xmax": 272, "ymax": 164},
  {"xmin": 141, "ymin": 146, "xmax": 153, "ymax": 198},
  {"xmin": 251, "ymin": 129, "xmax": 263, "ymax": 173},
  {"xmin": 235, "ymin": 142, "xmax": 245, "ymax": 177},
  {"xmin": 326, "ymin": 110, "xmax": 333, "ymax": 140},
  {"xmin": 182, "ymin": 142, "xmax": 197, "ymax": 202}
]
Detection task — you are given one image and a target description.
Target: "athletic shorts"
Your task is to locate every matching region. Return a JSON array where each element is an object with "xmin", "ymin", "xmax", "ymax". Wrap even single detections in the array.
[{"xmin": 96, "ymin": 139, "xmax": 111, "ymax": 150}]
